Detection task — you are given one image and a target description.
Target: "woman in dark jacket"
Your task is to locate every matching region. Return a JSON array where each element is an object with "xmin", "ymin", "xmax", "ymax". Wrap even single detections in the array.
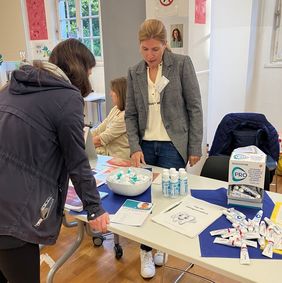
[{"xmin": 0, "ymin": 39, "xmax": 109, "ymax": 283}]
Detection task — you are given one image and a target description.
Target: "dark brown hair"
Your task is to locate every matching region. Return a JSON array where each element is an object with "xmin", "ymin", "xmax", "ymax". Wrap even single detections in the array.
[
  {"xmin": 110, "ymin": 77, "xmax": 127, "ymax": 111},
  {"xmin": 172, "ymin": 28, "xmax": 182, "ymax": 42},
  {"xmin": 49, "ymin": 38, "xmax": 96, "ymax": 97}
]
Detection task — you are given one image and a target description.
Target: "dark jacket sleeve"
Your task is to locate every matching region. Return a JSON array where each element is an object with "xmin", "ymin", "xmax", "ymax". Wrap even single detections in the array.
[{"xmin": 56, "ymin": 92, "xmax": 105, "ymax": 219}]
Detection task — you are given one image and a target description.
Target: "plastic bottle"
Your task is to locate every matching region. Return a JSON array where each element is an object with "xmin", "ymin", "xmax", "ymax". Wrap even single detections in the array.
[
  {"xmin": 179, "ymin": 170, "xmax": 189, "ymax": 196},
  {"xmin": 162, "ymin": 169, "xmax": 170, "ymax": 197},
  {"xmin": 170, "ymin": 172, "xmax": 179, "ymax": 198}
]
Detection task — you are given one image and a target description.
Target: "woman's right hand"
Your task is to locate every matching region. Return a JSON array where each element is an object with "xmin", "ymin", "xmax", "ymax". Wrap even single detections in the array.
[
  {"xmin": 89, "ymin": 212, "xmax": 110, "ymax": 234},
  {"xmin": 131, "ymin": 151, "xmax": 146, "ymax": 167}
]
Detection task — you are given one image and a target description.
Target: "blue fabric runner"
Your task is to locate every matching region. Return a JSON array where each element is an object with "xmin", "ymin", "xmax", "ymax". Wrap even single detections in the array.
[
  {"xmin": 192, "ymin": 188, "xmax": 282, "ymax": 259},
  {"xmin": 69, "ymin": 184, "xmax": 151, "ymax": 216},
  {"xmin": 98, "ymin": 184, "xmax": 151, "ymax": 214}
]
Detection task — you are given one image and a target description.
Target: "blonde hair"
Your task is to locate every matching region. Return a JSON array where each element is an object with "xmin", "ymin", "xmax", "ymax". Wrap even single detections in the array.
[{"xmin": 139, "ymin": 19, "xmax": 167, "ymax": 44}]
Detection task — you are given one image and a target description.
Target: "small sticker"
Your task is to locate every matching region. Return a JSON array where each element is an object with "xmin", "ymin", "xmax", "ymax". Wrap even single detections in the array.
[{"xmin": 155, "ymin": 76, "xmax": 169, "ymax": 93}]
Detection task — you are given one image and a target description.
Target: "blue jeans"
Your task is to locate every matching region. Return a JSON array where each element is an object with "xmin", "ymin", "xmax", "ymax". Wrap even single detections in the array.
[
  {"xmin": 141, "ymin": 141, "xmax": 185, "ymax": 170},
  {"xmin": 140, "ymin": 141, "xmax": 185, "ymax": 252}
]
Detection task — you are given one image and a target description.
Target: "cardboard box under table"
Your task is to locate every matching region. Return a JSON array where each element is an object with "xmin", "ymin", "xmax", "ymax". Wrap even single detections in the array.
[{"xmin": 227, "ymin": 146, "xmax": 266, "ymax": 208}]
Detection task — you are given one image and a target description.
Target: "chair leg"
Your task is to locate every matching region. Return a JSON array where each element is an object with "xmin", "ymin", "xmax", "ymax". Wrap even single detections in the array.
[{"xmin": 161, "ymin": 262, "xmax": 215, "ymax": 283}]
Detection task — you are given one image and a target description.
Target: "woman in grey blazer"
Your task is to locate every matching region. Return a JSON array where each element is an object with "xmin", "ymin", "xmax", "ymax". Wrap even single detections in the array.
[{"xmin": 125, "ymin": 19, "xmax": 203, "ymax": 279}]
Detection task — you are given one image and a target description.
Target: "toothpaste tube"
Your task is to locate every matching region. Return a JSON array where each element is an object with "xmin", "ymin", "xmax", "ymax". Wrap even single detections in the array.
[
  {"xmin": 239, "ymin": 185, "xmax": 261, "ymax": 198},
  {"xmin": 230, "ymin": 190, "xmax": 255, "ymax": 199},
  {"xmin": 228, "ymin": 235, "xmax": 257, "ymax": 248},
  {"xmin": 258, "ymin": 236, "xmax": 266, "ymax": 248},
  {"xmin": 264, "ymin": 217, "xmax": 282, "ymax": 235},
  {"xmin": 210, "ymin": 228, "xmax": 236, "ymax": 236},
  {"xmin": 243, "ymin": 232, "xmax": 260, "ymax": 240},
  {"xmin": 226, "ymin": 215, "xmax": 249, "ymax": 228},
  {"xmin": 252, "ymin": 210, "xmax": 263, "ymax": 224},
  {"xmin": 274, "ymin": 236, "xmax": 282, "ymax": 250},
  {"xmin": 221, "ymin": 227, "xmax": 247, "ymax": 239},
  {"xmin": 262, "ymin": 239, "xmax": 274, "ymax": 258},
  {"xmin": 259, "ymin": 221, "xmax": 266, "ymax": 236},
  {"xmin": 213, "ymin": 237, "xmax": 241, "ymax": 248},
  {"xmin": 266, "ymin": 226, "xmax": 276, "ymax": 240},
  {"xmin": 240, "ymin": 242, "xmax": 251, "ymax": 265}
]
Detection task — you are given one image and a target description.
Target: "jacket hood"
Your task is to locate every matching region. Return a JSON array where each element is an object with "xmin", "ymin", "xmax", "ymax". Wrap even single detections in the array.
[{"xmin": 9, "ymin": 64, "xmax": 78, "ymax": 95}]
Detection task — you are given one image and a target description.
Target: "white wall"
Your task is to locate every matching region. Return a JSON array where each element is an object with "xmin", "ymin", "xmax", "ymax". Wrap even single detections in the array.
[
  {"xmin": 207, "ymin": 0, "xmax": 254, "ymax": 146},
  {"xmin": 207, "ymin": 0, "xmax": 282, "ymax": 146},
  {"xmin": 247, "ymin": 0, "xmax": 282, "ymax": 132}
]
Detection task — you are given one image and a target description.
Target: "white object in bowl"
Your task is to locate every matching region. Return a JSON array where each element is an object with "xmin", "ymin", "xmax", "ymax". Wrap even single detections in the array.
[{"xmin": 106, "ymin": 167, "xmax": 152, "ymax": 196}]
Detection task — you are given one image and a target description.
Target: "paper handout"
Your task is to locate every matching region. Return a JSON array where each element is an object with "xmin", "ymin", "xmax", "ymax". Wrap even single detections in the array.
[
  {"xmin": 65, "ymin": 186, "xmax": 108, "ymax": 212},
  {"xmin": 111, "ymin": 199, "xmax": 153, "ymax": 226},
  {"xmin": 152, "ymin": 195, "xmax": 223, "ymax": 238}
]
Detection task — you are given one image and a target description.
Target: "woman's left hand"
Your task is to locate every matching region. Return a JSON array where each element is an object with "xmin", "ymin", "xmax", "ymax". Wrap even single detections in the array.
[{"xmin": 188, "ymin": 155, "xmax": 201, "ymax": 167}]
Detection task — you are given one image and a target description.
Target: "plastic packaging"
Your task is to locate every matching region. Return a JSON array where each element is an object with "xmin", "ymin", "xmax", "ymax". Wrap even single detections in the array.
[
  {"xmin": 162, "ymin": 169, "xmax": 170, "ymax": 197},
  {"xmin": 170, "ymin": 172, "xmax": 179, "ymax": 198},
  {"xmin": 179, "ymin": 170, "xmax": 189, "ymax": 196}
]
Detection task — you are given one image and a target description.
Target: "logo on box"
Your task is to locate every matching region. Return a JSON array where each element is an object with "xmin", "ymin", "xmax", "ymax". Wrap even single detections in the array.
[
  {"xmin": 232, "ymin": 167, "xmax": 247, "ymax": 181},
  {"xmin": 233, "ymin": 154, "xmax": 249, "ymax": 160}
]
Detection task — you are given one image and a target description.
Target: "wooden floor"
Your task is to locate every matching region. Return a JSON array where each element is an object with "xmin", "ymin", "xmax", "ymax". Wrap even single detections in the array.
[{"xmin": 40, "ymin": 175, "xmax": 282, "ymax": 283}]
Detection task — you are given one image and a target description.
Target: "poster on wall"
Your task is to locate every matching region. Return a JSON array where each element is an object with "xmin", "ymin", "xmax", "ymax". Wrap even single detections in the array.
[
  {"xmin": 195, "ymin": 0, "xmax": 206, "ymax": 24},
  {"xmin": 170, "ymin": 24, "xmax": 183, "ymax": 48},
  {"xmin": 161, "ymin": 17, "xmax": 188, "ymax": 55},
  {"xmin": 26, "ymin": 0, "xmax": 48, "ymax": 40}
]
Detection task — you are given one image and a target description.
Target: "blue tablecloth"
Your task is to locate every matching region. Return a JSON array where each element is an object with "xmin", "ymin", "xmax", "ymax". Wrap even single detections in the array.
[
  {"xmin": 69, "ymin": 184, "xmax": 151, "ymax": 216},
  {"xmin": 98, "ymin": 184, "xmax": 151, "ymax": 214},
  {"xmin": 192, "ymin": 188, "xmax": 282, "ymax": 259}
]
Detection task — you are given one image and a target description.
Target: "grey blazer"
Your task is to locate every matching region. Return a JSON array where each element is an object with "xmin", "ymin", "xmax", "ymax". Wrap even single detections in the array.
[{"xmin": 125, "ymin": 49, "xmax": 203, "ymax": 164}]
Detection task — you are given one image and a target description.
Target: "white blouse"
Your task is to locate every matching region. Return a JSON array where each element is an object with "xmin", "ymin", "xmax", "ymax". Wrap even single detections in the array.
[{"xmin": 143, "ymin": 63, "xmax": 171, "ymax": 141}]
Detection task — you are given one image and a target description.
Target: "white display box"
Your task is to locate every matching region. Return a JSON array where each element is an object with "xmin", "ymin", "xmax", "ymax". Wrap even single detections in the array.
[{"xmin": 227, "ymin": 146, "xmax": 266, "ymax": 208}]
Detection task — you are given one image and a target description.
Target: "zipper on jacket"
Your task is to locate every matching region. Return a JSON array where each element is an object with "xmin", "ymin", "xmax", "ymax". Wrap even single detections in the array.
[{"xmin": 34, "ymin": 196, "xmax": 54, "ymax": 227}]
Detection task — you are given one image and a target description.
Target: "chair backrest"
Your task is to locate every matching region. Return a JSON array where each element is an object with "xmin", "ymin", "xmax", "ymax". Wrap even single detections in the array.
[
  {"xmin": 209, "ymin": 113, "xmax": 280, "ymax": 162},
  {"xmin": 200, "ymin": 155, "xmax": 270, "ymax": 190},
  {"xmin": 200, "ymin": 156, "xmax": 230, "ymax": 182}
]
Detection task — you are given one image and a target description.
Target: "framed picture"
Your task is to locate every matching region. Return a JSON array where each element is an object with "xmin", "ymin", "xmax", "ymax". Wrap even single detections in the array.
[{"xmin": 170, "ymin": 24, "xmax": 183, "ymax": 48}]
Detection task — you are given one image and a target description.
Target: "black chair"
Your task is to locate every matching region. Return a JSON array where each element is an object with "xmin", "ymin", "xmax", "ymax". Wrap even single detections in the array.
[
  {"xmin": 200, "ymin": 156, "xmax": 230, "ymax": 182},
  {"xmin": 200, "ymin": 155, "xmax": 270, "ymax": 190}
]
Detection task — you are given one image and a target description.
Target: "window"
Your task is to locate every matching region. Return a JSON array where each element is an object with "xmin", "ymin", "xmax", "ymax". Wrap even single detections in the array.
[
  {"xmin": 57, "ymin": 0, "xmax": 102, "ymax": 58},
  {"xmin": 271, "ymin": 0, "xmax": 282, "ymax": 63}
]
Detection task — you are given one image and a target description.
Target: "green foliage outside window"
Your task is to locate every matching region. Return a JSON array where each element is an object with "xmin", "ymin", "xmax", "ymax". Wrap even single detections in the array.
[{"xmin": 59, "ymin": 0, "xmax": 101, "ymax": 58}]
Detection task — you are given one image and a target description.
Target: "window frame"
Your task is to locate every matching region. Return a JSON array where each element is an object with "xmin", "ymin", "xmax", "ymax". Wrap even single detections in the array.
[
  {"xmin": 56, "ymin": 0, "xmax": 103, "ymax": 61},
  {"xmin": 271, "ymin": 0, "xmax": 282, "ymax": 64}
]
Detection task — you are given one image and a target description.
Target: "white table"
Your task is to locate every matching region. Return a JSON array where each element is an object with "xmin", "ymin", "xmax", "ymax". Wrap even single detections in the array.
[
  {"xmin": 84, "ymin": 92, "xmax": 105, "ymax": 124},
  {"xmin": 47, "ymin": 171, "xmax": 281, "ymax": 283}
]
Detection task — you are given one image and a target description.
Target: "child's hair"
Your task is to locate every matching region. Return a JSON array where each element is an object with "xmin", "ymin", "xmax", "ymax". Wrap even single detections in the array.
[
  {"xmin": 110, "ymin": 77, "xmax": 127, "ymax": 111},
  {"xmin": 49, "ymin": 38, "xmax": 96, "ymax": 97}
]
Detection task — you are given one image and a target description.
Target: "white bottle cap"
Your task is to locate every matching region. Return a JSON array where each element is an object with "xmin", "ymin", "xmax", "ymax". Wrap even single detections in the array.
[
  {"xmin": 170, "ymin": 173, "xmax": 179, "ymax": 181},
  {"xmin": 179, "ymin": 171, "xmax": 188, "ymax": 178}
]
